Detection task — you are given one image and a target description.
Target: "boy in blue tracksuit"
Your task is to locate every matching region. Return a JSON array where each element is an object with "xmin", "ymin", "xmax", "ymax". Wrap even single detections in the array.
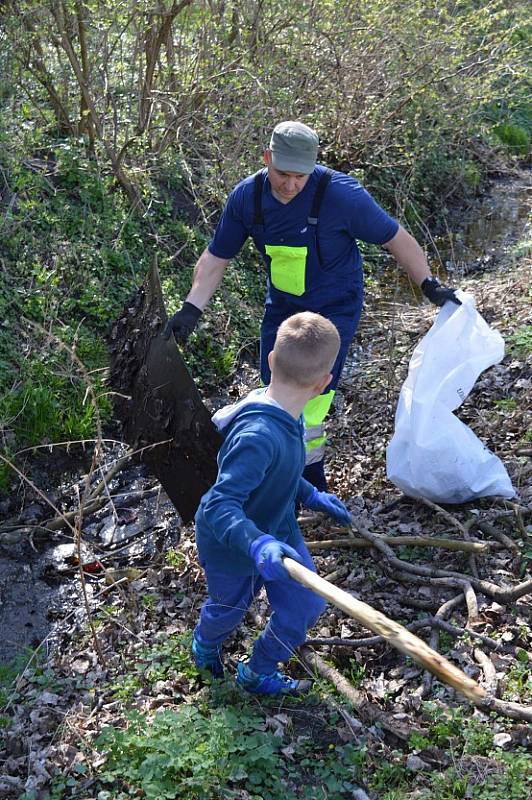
[{"xmin": 193, "ymin": 312, "xmax": 352, "ymax": 695}]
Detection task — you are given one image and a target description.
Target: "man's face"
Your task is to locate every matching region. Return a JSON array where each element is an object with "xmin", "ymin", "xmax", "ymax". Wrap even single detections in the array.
[{"xmin": 264, "ymin": 150, "xmax": 310, "ymax": 203}]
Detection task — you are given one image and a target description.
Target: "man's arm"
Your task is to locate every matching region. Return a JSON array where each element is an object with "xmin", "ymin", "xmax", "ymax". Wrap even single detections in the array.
[
  {"xmin": 186, "ymin": 247, "xmax": 231, "ymax": 310},
  {"xmin": 383, "ymin": 225, "xmax": 461, "ymax": 306},
  {"xmin": 382, "ymin": 225, "xmax": 430, "ymax": 286},
  {"xmin": 165, "ymin": 179, "xmax": 250, "ymax": 342},
  {"xmin": 164, "ymin": 248, "xmax": 230, "ymax": 342}
]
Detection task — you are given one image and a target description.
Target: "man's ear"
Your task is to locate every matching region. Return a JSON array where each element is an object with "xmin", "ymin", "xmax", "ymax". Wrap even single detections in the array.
[
  {"xmin": 264, "ymin": 149, "xmax": 272, "ymax": 166},
  {"xmin": 267, "ymin": 350, "xmax": 274, "ymax": 370}
]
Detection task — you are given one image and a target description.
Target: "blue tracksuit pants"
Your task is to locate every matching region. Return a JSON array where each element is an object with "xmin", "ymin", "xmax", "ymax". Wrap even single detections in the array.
[{"xmin": 194, "ymin": 538, "xmax": 326, "ymax": 674}]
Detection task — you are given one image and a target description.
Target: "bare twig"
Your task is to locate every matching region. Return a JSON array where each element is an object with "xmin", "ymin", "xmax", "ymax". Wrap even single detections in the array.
[
  {"xmin": 87, "ymin": 452, "xmax": 133, "ymax": 503},
  {"xmin": 387, "ymin": 567, "xmax": 532, "ymax": 604},
  {"xmin": 350, "ymin": 519, "xmax": 532, "ymax": 602},
  {"xmin": 74, "ymin": 483, "xmax": 106, "ymax": 667},
  {"xmin": 308, "ymin": 615, "xmax": 517, "ymax": 656},
  {"xmin": 306, "ymin": 536, "xmax": 496, "ymax": 554},
  {"xmin": 287, "ymin": 558, "xmax": 485, "ymax": 701},
  {"xmin": 416, "ymin": 497, "xmax": 479, "ymax": 578}
]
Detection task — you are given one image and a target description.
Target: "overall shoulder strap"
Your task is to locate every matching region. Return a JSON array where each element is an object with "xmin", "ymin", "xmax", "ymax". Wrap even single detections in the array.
[
  {"xmin": 253, "ymin": 170, "xmax": 264, "ymax": 225},
  {"xmin": 308, "ymin": 168, "xmax": 333, "ymax": 266},
  {"xmin": 307, "ymin": 167, "xmax": 333, "ymax": 226}
]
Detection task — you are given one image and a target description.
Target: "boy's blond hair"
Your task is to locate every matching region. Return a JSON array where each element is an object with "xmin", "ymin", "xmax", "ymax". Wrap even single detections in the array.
[{"xmin": 271, "ymin": 312, "xmax": 340, "ymax": 388}]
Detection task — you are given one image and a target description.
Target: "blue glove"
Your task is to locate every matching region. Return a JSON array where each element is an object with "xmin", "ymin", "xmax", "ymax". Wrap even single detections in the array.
[
  {"xmin": 305, "ymin": 488, "xmax": 352, "ymax": 526},
  {"xmin": 249, "ymin": 534, "xmax": 303, "ymax": 582}
]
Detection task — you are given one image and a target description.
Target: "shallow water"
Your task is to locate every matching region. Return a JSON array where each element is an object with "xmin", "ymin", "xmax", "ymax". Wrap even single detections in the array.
[{"xmin": 432, "ymin": 173, "xmax": 531, "ymax": 276}]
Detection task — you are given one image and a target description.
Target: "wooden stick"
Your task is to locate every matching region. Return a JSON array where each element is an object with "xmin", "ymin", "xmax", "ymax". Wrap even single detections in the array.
[
  {"xmin": 306, "ymin": 536, "xmax": 495, "ymax": 554},
  {"xmin": 284, "ymin": 558, "xmax": 486, "ymax": 703}
]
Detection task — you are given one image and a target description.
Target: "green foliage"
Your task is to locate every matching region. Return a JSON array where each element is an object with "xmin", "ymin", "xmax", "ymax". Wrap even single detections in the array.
[
  {"xmin": 408, "ymin": 731, "xmax": 430, "ymax": 750},
  {"xmin": 295, "ymin": 743, "xmax": 366, "ymax": 799},
  {"xmin": 507, "ymin": 325, "xmax": 532, "ymax": 356},
  {"xmin": 503, "ymin": 653, "xmax": 532, "ymax": 700},
  {"xmin": 95, "ymin": 704, "xmax": 366, "ymax": 800},
  {"xmin": 493, "ymin": 123, "xmax": 530, "ymax": 156},
  {"xmin": 0, "ymin": 647, "xmax": 59, "ymax": 708},
  {"xmin": 346, "ymin": 660, "xmax": 366, "ymax": 687},
  {"xmin": 165, "ymin": 548, "xmax": 185, "ymax": 570},
  {"xmin": 0, "ymin": 654, "xmax": 28, "ymax": 708},
  {"xmin": 370, "ymin": 755, "xmax": 408, "ymax": 792},
  {"xmin": 422, "ymin": 703, "xmax": 467, "ymax": 748},
  {"xmin": 96, "ymin": 705, "xmax": 288, "ymax": 799},
  {"xmin": 0, "ymin": 0, "xmax": 530, "ymax": 487},
  {"xmin": 494, "ymin": 397, "xmax": 518, "ymax": 411},
  {"xmin": 105, "ymin": 632, "xmax": 199, "ymax": 703},
  {"xmin": 142, "ymin": 593, "xmax": 158, "ymax": 611},
  {"xmin": 421, "ymin": 750, "xmax": 532, "ymax": 800}
]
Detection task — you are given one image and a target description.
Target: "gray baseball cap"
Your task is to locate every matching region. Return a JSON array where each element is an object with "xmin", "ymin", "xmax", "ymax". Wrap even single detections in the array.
[{"xmin": 269, "ymin": 121, "xmax": 319, "ymax": 174}]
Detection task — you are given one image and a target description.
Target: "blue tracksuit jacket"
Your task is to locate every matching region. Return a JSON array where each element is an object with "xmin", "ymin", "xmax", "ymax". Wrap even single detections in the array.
[{"xmin": 195, "ymin": 389, "xmax": 315, "ymax": 575}]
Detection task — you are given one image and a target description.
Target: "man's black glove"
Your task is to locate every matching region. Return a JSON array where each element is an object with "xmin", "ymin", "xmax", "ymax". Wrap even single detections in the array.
[
  {"xmin": 163, "ymin": 301, "xmax": 202, "ymax": 343},
  {"xmin": 421, "ymin": 277, "xmax": 461, "ymax": 307}
]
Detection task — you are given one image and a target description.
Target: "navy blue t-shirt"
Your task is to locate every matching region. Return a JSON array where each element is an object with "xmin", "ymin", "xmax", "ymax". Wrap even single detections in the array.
[{"xmin": 209, "ymin": 166, "xmax": 399, "ymax": 308}]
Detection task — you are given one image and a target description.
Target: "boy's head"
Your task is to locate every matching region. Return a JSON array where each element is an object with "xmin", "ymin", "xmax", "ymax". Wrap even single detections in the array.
[{"xmin": 269, "ymin": 312, "xmax": 340, "ymax": 392}]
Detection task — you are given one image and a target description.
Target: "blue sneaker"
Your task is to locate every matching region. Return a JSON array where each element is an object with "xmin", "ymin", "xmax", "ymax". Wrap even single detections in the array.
[
  {"xmin": 192, "ymin": 637, "xmax": 224, "ymax": 679},
  {"xmin": 236, "ymin": 661, "xmax": 312, "ymax": 696}
]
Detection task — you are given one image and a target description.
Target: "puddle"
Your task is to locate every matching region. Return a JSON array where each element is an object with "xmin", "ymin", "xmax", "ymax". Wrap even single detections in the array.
[{"xmin": 432, "ymin": 173, "xmax": 531, "ymax": 275}]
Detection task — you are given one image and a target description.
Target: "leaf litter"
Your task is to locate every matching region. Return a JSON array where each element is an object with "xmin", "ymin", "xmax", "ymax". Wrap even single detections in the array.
[{"xmin": 0, "ymin": 258, "xmax": 531, "ymax": 798}]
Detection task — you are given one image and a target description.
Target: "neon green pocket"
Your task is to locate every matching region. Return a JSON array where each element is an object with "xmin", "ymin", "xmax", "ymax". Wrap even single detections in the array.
[
  {"xmin": 303, "ymin": 390, "xmax": 336, "ymax": 428},
  {"xmin": 265, "ymin": 245, "xmax": 307, "ymax": 296}
]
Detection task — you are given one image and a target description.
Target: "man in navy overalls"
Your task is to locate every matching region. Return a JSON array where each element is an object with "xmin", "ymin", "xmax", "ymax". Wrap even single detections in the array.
[{"xmin": 165, "ymin": 121, "xmax": 460, "ymax": 491}]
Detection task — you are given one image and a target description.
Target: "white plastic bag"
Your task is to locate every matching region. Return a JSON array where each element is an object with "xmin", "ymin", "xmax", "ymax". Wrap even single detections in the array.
[{"xmin": 386, "ymin": 292, "xmax": 515, "ymax": 503}]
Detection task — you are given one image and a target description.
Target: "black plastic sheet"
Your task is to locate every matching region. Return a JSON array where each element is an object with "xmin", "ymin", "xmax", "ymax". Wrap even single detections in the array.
[{"xmin": 108, "ymin": 259, "xmax": 221, "ymax": 523}]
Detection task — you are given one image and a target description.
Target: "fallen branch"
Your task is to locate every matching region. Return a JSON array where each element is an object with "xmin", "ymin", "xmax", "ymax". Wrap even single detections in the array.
[
  {"xmin": 462, "ymin": 580, "xmax": 479, "ymax": 624},
  {"xmin": 307, "ymin": 618, "xmax": 432, "ymax": 648},
  {"xmin": 387, "ymin": 566, "xmax": 532, "ymax": 604},
  {"xmin": 477, "ymin": 520, "xmax": 520, "ymax": 554},
  {"xmin": 44, "ymin": 495, "xmax": 115, "ymax": 532},
  {"xmin": 421, "ymin": 593, "xmax": 459, "ymax": 697},
  {"xmin": 350, "ymin": 519, "xmax": 532, "ymax": 602},
  {"xmin": 480, "ymin": 695, "xmax": 532, "ymax": 723},
  {"xmin": 417, "ymin": 496, "xmax": 480, "ymax": 577},
  {"xmin": 416, "ymin": 497, "xmax": 475, "ymax": 535},
  {"xmin": 41, "ymin": 442, "xmax": 170, "ymax": 532},
  {"xmin": 299, "ymin": 647, "xmax": 417, "ymax": 740},
  {"xmin": 306, "ymin": 536, "xmax": 496, "ymax": 554},
  {"xmin": 86, "ymin": 451, "xmax": 133, "ymax": 503},
  {"xmin": 474, "ymin": 648, "xmax": 498, "ymax": 696},
  {"xmin": 307, "ymin": 615, "xmax": 516, "ymax": 655}
]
